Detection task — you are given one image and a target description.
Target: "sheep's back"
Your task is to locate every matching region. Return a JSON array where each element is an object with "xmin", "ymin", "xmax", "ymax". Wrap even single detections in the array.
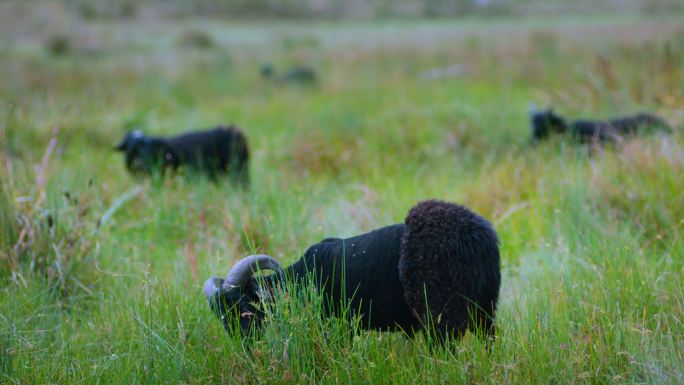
[
  {"xmin": 295, "ymin": 224, "xmax": 419, "ymax": 331},
  {"xmin": 166, "ymin": 127, "xmax": 248, "ymax": 173}
]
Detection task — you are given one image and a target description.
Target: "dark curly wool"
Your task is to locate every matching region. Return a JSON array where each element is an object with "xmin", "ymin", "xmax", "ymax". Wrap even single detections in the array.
[
  {"xmin": 530, "ymin": 108, "xmax": 670, "ymax": 143},
  {"xmin": 115, "ymin": 126, "xmax": 249, "ymax": 183},
  {"xmin": 399, "ymin": 200, "xmax": 500, "ymax": 339},
  {"xmin": 205, "ymin": 200, "xmax": 501, "ymax": 342}
]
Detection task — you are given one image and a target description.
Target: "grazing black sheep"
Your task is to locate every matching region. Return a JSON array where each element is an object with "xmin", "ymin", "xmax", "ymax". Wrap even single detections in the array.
[
  {"xmin": 260, "ymin": 64, "xmax": 317, "ymax": 84},
  {"xmin": 204, "ymin": 200, "xmax": 501, "ymax": 343},
  {"xmin": 530, "ymin": 108, "xmax": 670, "ymax": 144},
  {"xmin": 529, "ymin": 108, "xmax": 568, "ymax": 142},
  {"xmin": 115, "ymin": 126, "xmax": 249, "ymax": 184}
]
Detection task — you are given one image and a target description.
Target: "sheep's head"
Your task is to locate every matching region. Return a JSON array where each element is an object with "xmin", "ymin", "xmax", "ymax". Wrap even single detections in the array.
[
  {"xmin": 204, "ymin": 254, "xmax": 283, "ymax": 337},
  {"xmin": 115, "ymin": 130, "xmax": 153, "ymax": 174},
  {"xmin": 115, "ymin": 130, "xmax": 145, "ymax": 152},
  {"xmin": 115, "ymin": 130, "xmax": 176, "ymax": 175},
  {"xmin": 530, "ymin": 108, "xmax": 567, "ymax": 142}
]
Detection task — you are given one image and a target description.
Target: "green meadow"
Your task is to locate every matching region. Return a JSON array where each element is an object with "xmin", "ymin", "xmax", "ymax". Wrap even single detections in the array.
[{"xmin": 1, "ymin": 7, "xmax": 683, "ymax": 384}]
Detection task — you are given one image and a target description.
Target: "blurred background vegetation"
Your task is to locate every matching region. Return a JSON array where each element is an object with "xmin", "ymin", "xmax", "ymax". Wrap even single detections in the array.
[
  {"xmin": 57, "ymin": 0, "xmax": 684, "ymax": 19},
  {"xmin": 2, "ymin": 0, "xmax": 684, "ymax": 27},
  {"xmin": 1, "ymin": 0, "xmax": 683, "ymax": 384}
]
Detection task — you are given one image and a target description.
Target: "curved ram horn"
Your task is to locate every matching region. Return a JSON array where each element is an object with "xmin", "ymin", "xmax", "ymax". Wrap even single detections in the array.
[{"xmin": 223, "ymin": 254, "xmax": 283, "ymax": 290}]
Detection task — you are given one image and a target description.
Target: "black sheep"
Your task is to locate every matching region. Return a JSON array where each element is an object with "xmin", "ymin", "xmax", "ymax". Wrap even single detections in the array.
[
  {"xmin": 204, "ymin": 200, "xmax": 501, "ymax": 343},
  {"xmin": 114, "ymin": 126, "xmax": 249, "ymax": 184},
  {"xmin": 260, "ymin": 64, "xmax": 317, "ymax": 84},
  {"xmin": 530, "ymin": 108, "xmax": 670, "ymax": 143}
]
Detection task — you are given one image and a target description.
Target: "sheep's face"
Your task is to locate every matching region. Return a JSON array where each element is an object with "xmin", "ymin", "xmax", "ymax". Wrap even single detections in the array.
[
  {"xmin": 530, "ymin": 109, "xmax": 566, "ymax": 141},
  {"xmin": 204, "ymin": 277, "xmax": 264, "ymax": 337},
  {"xmin": 115, "ymin": 131, "xmax": 153, "ymax": 174},
  {"xmin": 115, "ymin": 130, "xmax": 144, "ymax": 152},
  {"xmin": 115, "ymin": 131, "xmax": 176, "ymax": 175}
]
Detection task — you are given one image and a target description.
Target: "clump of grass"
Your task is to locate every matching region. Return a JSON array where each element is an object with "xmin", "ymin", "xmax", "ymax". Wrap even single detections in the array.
[
  {"xmin": 119, "ymin": 1, "xmax": 137, "ymax": 18},
  {"xmin": 45, "ymin": 34, "xmax": 71, "ymax": 56},
  {"xmin": 591, "ymin": 137, "xmax": 684, "ymax": 244},
  {"xmin": 78, "ymin": 3, "xmax": 97, "ymax": 20},
  {"xmin": 1, "ymin": 138, "xmax": 99, "ymax": 298},
  {"xmin": 528, "ymin": 29, "xmax": 560, "ymax": 62},
  {"xmin": 461, "ymin": 151, "xmax": 554, "ymax": 222},
  {"xmin": 642, "ymin": 0, "xmax": 684, "ymax": 14},
  {"xmin": 77, "ymin": 2, "xmax": 137, "ymax": 20},
  {"xmin": 0, "ymin": 334, "xmax": 11, "ymax": 379},
  {"xmin": 177, "ymin": 29, "xmax": 215, "ymax": 49},
  {"xmin": 287, "ymin": 131, "xmax": 367, "ymax": 178},
  {"xmin": 556, "ymin": 40, "xmax": 684, "ymax": 108},
  {"xmin": 0, "ymin": 178, "xmax": 19, "ymax": 276}
]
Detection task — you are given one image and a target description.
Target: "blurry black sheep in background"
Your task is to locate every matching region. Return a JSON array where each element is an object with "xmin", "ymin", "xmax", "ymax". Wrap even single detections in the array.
[
  {"xmin": 530, "ymin": 107, "xmax": 671, "ymax": 143},
  {"xmin": 204, "ymin": 199, "xmax": 501, "ymax": 343},
  {"xmin": 115, "ymin": 126, "xmax": 249, "ymax": 184},
  {"xmin": 260, "ymin": 64, "xmax": 317, "ymax": 84}
]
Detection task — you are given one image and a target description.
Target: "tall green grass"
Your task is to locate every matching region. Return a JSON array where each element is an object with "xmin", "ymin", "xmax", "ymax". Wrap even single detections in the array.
[{"xmin": 1, "ymin": 12, "xmax": 683, "ymax": 384}]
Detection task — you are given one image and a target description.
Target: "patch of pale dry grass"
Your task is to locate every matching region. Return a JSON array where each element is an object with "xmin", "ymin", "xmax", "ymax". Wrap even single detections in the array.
[{"xmin": 590, "ymin": 136, "xmax": 684, "ymax": 243}]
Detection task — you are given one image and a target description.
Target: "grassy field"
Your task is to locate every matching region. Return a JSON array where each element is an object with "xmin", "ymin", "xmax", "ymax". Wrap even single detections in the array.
[{"xmin": 1, "ymin": 8, "xmax": 684, "ymax": 385}]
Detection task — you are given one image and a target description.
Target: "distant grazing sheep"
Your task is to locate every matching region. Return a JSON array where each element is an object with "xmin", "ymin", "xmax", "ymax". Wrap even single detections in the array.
[
  {"xmin": 260, "ymin": 64, "xmax": 317, "ymax": 84},
  {"xmin": 530, "ymin": 108, "xmax": 671, "ymax": 143},
  {"xmin": 115, "ymin": 126, "xmax": 249, "ymax": 184},
  {"xmin": 204, "ymin": 199, "xmax": 501, "ymax": 343}
]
